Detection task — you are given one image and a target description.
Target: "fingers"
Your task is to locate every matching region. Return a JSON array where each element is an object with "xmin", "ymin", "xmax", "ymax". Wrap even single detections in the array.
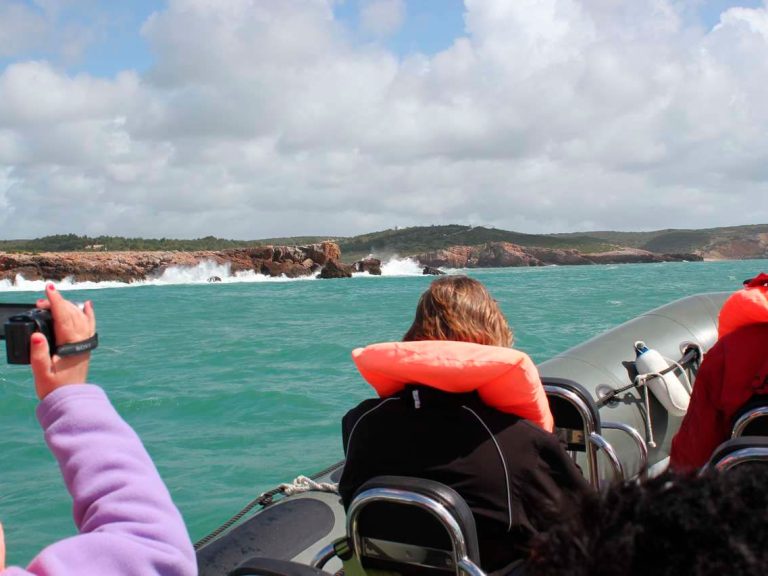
[
  {"xmin": 30, "ymin": 333, "xmax": 52, "ymax": 384},
  {"xmin": 30, "ymin": 285, "xmax": 93, "ymax": 400},
  {"xmin": 84, "ymin": 300, "xmax": 96, "ymax": 334},
  {"xmin": 44, "ymin": 283, "xmax": 65, "ymax": 315}
]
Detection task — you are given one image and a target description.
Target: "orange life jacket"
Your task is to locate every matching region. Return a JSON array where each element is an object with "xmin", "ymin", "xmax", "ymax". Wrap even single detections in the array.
[
  {"xmin": 718, "ymin": 272, "xmax": 768, "ymax": 339},
  {"xmin": 352, "ymin": 340, "xmax": 554, "ymax": 432}
]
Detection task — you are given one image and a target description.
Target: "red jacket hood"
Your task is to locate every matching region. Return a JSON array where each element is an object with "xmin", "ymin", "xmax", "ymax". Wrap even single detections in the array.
[{"xmin": 718, "ymin": 272, "xmax": 768, "ymax": 339}]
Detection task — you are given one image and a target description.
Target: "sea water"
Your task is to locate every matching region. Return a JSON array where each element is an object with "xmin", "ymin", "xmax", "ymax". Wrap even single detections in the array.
[{"xmin": 0, "ymin": 258, "xmax": 766, "ymax": 565}]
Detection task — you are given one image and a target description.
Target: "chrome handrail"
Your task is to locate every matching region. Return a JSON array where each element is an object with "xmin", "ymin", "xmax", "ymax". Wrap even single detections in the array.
[
  {"xmin": 309, "ymin": 543, "xmax": 336, "ymax": 570},
  {"xmin": 589, "ymin": 432, "xmax": 625, "ymax": 486},
  {"xmin": 731, "ymin": 407, "xmax": 768, "ymax": 438},
  {"xmin": 347, "ymin": 487, "xmax": 485, "ymax": 576},
  {"xmin": 544, "ymin": 385, "xmax": 600, "ymax": 489},
  {"xmin": 712, "ymin": 446, "xmax": 768, "ymax": 471},
  {"xmin": 602, "ymin": 421, "xmax": 649, "ymax": 480}
]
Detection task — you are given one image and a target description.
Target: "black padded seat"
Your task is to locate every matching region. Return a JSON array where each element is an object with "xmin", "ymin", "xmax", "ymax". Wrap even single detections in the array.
[
  {"xmin": 705, "ymin": 437, "xmax": 768, "ymax": 471},
  {"xmin": 348, "ymin": 475, "xmax": 484, "ymax": 576}
]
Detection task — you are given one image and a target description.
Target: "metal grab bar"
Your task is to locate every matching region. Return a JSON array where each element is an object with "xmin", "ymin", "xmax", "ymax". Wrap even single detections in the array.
[
  {"xmin": 732, "ymin": 406, "xmax": 768, "ymax": 438},
  {"xmin": 589, "ymin": 433, "xmax": 624, "ymax": 487},
  {"xmin": 711, "ymin": 447, "xmax": 768, "ymax": 472},
  {"xmin": 602, "ymin": 421, "xmax": 649, "ymax": 480}
]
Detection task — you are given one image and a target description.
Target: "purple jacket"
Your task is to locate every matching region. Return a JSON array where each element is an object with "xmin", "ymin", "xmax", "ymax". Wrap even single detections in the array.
[{"xmin": 2, "ymin": 385, "xmax": 196, "ymax": 576}]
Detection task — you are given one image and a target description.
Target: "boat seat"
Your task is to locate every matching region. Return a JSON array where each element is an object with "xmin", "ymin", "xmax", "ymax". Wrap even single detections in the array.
[
  {"xmin": 313, "ymin": 475, "xmax": 486, "ymax": 576},
  {"xmin": 543, "ymin": 377, "xmax": 648, "ymax": 488},
  {"xmin": 704, "ymin": 437, "xmax": 768, "ymax": 472},
  {"xmin": 731, "ymin": 395, "xmax": 768, "ymax": 438}
]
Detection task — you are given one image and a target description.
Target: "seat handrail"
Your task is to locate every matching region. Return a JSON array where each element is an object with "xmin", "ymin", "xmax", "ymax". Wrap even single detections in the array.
[
  {"xmin": 544, "ymin": 384, "xmax": 600, "ymax": 489},
  {"xmin": 347, "ymin": 487, "xmax": 485, "ymax": 576},
  {"xmin": 731, "ymin": 406, "xmax": 768, "ymax": 438},
  {"xmin": 709, "ymin": 446, "xmax": 768, "ymax": 472},
  {"xmin": 309, "ymin": 543, "xmax": 336, "ymax": 570},
  {"xmin": 602, "ymin": 421, "xmax": 649, "ymax": 480},
  {"xmin": 588, "ymin": 432, "xmax": 625, "ymax": 486}
]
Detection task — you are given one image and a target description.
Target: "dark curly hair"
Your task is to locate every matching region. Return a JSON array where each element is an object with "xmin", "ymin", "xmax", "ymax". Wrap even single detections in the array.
[{"xmin": 527, "ymin": 466, "xmax": 768, "ymax": 576}]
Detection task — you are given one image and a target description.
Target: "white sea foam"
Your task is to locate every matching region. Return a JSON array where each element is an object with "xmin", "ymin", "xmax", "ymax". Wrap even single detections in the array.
[
  {"xmin": 381, "ymin": 256, "xmax": 425, "ymax": 276},
  {"xmin": 0, "ymin": 260, "xmax": 320, "ymax": 292},
  {"xmin": 0, "ymin": 255, "xmax": 452, "ymax": 292}
]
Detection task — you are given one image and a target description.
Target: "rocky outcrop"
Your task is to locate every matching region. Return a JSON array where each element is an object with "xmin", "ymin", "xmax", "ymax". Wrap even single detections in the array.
[
  {"xmin": 318, "ymin": 259, "xmax": 353, "ymax": 279},
  {"xmin": 699, "ymin": 234, "xmax": 768, "ymax": 260},
  {"xmin": 412, "ymin": 242, "xmax": 703, "ymax": 268},
  {"xmin": 353, "ymin": 258, "xmax": 382, "ymax": 276},
  {"xmin": 423, "ymin": 266, "xmax": 445, "ymax": 275},
  {"xmin": 0, "ymin": 241, "xmax": 342, "ymax": 283},
  {"xmin": 582, "ymin": 248, "xmax": 702, "ymax": 264}
]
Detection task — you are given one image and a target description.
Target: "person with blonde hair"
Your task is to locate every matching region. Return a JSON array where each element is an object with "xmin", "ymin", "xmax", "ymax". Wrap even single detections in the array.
[{"xmin": 339, "ymin": 275, "xmax": 589, "ymax": 573}]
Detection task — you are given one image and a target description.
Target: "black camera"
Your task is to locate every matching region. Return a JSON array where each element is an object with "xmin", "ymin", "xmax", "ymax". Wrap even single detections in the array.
[{"xmin": 1, "ymin": 304, "xmax": 56, "ymax": 364}]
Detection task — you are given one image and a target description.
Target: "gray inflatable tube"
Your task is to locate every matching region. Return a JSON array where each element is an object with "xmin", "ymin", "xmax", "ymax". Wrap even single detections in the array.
[
  {"xmin": 196, "ymin": 291, "xmax": 730, "ymax": 574},
  {"xmin": 538, "ymin": 291, "xmax": 728, "ymax": 479}
]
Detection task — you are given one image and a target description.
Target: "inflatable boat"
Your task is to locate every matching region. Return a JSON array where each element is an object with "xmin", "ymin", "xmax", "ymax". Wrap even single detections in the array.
[{"xmin": 195, "ymin": 291, "xmax": 729, "ymax": 576}]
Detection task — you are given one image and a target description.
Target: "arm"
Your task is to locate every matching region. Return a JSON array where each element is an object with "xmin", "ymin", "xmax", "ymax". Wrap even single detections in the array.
[
  {"xmin": 1, "ymin": 284, "xmax": 195, "ymax": 576},
  {"xmin": 3, "ymin": 386, "xmax": 196, "ymax": 576},
  {"xmin": 669, "ymin": 344, "xmax": 728, "ymax": 472}
]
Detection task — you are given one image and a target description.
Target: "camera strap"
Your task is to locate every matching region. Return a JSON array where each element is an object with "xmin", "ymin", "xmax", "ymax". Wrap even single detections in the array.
[{"xmin": 56, "ymin": 333, "xmax": 99, "ymax": 357}]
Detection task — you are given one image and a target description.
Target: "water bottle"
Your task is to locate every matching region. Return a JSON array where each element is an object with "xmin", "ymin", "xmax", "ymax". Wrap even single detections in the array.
[{"xmin": 634, "ymin": 341, "xmax": 690, "ymax": 417}]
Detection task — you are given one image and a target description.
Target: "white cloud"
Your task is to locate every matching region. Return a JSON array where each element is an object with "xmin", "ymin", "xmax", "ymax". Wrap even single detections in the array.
[
  {"xmin": 1, "ymin": 0, "xmax": 768, "ymax": 240},
  {"xmin": 360, "ymin": 0, "xmax": 406, "ymax": 38},
  {"xmin": 0, "ymin": 3, "xmax": 49, "ymax": 58}
]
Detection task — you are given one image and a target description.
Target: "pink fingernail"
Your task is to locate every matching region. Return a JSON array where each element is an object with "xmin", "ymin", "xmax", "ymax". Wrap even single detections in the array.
[
  {"xmin": 47, "ymin": 284, "xmax": 56, "ymax": 292},
  {"xmin": 31, "ymin": 334, "xmax": 45, "ymax": 346}
]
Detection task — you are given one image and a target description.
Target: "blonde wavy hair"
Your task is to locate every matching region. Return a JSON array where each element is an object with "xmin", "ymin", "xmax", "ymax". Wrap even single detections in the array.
[{"xmin": 403, "ymin": 275, "xmax": 513, "ymax": 347}]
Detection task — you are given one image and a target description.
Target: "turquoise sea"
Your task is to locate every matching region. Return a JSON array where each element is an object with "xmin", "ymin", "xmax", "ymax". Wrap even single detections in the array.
[{"xmin": 1, "ymin": 258, "xmax": 767, "ymax": 565}]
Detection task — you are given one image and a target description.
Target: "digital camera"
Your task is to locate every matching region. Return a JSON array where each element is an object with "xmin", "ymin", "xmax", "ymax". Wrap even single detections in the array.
[{"xmin": 0, "ymin": 304, "xmax": 55, "ymax": 364}]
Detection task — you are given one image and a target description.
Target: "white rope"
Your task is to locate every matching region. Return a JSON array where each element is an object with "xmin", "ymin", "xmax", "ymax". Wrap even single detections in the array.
[
  {"xmin": 278, "ymin": 475, "xmax": 339, "ymax": 496},
  {"xmin": 663, "ymin": 356, "xmax": 693, "ymax": 394}
]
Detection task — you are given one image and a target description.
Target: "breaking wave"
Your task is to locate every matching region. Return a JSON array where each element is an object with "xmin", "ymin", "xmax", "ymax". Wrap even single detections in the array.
[
  {"xmin": 0, "ymin": 257, "xmax": 437, "ymax": 292},
  {"xmin": 380, "ymin": 256, "xmax": 425, "ymax": 276}
]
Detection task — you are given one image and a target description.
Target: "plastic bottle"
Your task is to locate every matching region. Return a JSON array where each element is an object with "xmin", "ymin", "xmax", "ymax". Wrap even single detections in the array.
[{"xmin": 634, "ymin": 341, "xmax": 690, "ymax": 417}]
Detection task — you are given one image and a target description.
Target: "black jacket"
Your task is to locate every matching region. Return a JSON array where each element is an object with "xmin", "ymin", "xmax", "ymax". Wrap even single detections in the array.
[{"xmin": 339, "ymin": 385, "xmax": 590, "ymax": 572}]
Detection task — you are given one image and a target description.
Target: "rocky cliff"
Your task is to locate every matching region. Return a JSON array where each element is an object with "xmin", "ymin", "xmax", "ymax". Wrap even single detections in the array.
[
  {"xmin": 411, "ymin": 242, "xmax": 702, "ymax": 268},
  {"xmin": 0, "ymin": 240, "xmax": 705, "ymax": 285},
  {"xmin": 0, "ymin": 242, "xmax": 346, "ymax": 284}
]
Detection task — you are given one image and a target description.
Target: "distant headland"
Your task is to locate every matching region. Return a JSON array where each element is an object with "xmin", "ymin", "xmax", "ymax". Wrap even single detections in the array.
[{"xmin": 1, "ymin": 223, "xmax": 766, "ymax": 284}]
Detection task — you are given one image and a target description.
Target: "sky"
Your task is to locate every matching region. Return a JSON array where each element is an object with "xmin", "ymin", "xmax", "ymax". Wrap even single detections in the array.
[{"xmin": 1, "ymin": 0, "xmax": 768, "ymax": 240}]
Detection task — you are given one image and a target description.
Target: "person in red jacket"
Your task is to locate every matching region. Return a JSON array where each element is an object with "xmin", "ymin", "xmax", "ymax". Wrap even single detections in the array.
[{"xmin": 670, "ymin": 273, "xmax": 768, "ymax": 471}]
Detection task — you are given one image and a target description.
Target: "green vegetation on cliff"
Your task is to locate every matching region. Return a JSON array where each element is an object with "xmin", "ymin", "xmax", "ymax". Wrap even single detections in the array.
[
  {"xmin": 336, "ymin": 225, "xmax": 613, "ymax": 262},
  {"xmin": 554, "ymin": 224, "xmax": 768, "ymax": 254},
  {"xmin": 0, "ymin": 233, "xmax": 329, "ymax": 253},
  {"xmin": 2, "ymin": 223, "xmax": 766, "ymax": 261}
]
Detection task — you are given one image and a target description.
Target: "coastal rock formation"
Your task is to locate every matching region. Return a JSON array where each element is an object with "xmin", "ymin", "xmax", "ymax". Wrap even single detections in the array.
[
  {"xmin": 0, "ymin": 241, "xmax": 342, "ymax": 284},
  {"xmin": 423, "ymin": 266, "xmax": 445, "ymax": 275},
  {"xmin": 700, "ymin": 233, "xmax": 768, "ymax": 260},
  {"xmin": 353, "ymin": 258, "xmax": 382, "ymax": 276},
  {"xmin": 318, "ymin": 259, "xmax": 353, "ymax": 279},
  {"xmin": 412, "ymin": 242, "xmax": 702, "ymax": 269},
  {"xmin": 582, "ymin": 248, "xmax": 701, "ymax": 264}
]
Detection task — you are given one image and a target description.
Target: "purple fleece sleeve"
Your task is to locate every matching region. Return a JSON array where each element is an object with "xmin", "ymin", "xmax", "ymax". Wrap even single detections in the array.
[{"xmin": 2, "ymin": 385, "xmax": 196, "ymax": 576}]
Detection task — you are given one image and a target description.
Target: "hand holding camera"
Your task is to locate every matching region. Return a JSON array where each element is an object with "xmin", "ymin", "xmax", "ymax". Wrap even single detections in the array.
[{"xmin": 2, "ymin": 284, "xmax": 97, "ymax": 399}]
